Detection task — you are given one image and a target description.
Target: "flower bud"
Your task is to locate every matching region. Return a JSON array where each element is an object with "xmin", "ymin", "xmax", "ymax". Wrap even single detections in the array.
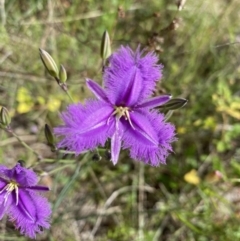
[
  {"xmin": 59, "ymin": 65, "xmax": 67, "ymax": 83},
  {"xmin": 39, "ymin": 49, "xmax": 59, "ymax": 78},
  {"xmin": 17, "ymin": 160, "xmax": 26, "ymax": 167},
  {"xmin": 44, "ymin": 124, "xmax": 55, "ymax": 147},
  {"xmin": 159, "ymin": 98, "xmax": 187, "ymax": 111},
  {"xmin": 100, "ymin": 30, "xmax": 111, "ymax": 60},
  {"xmin": 0, "ymin": 107, "xmax": 11, "ymax": 127},
  {"xmin": 92, "ymin": 152, "xmax": 102, "ymax": 161},
  {"xmin": 177, "ymin": 0, "xmax": 187, "ymax": 11}
]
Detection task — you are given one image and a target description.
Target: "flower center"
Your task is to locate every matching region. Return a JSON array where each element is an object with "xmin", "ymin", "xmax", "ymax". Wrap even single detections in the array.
[
  {"xmin": 0, "ymin": 181, "xmax": 19, "ymax": 206},
  {"xmin": 112, "ymin": 106, "xmax": 135, "ymax": 129},
  {"xmin": 113, "ymin": 106, "xmax": 130, "ymax": 119}
]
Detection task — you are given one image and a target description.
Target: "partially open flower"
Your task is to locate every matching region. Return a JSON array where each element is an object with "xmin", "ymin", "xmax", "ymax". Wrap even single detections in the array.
[{"xmin": 0, "ymin": 163, "xmax": 51, "ymax": 238}]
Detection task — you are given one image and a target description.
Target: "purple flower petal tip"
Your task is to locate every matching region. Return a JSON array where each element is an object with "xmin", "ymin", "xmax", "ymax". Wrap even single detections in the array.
[{"xmin": 55, "ymin": 46, "xmax": 176, "ymax": 166}]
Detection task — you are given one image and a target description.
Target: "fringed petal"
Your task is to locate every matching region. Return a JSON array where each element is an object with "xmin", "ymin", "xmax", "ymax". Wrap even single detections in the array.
[
  {"xmin": 86, "ymin": 79, "xmax": 110, "ymax": 103},
  {"xmin": 0, "ymin": 164, "xmax": 38, "ymax": 187},
  {"xmin": 9, "ymin": 190, "xmax": 51, "ymax": 239},
  {"xmin": 136, "ymin": 95, "xmax": 171, "ymax": 109},
  {"xmin": 111, "ymin": 121, "xmax": 123, "ymax": 165},
  {"xmin": 54, "ymin": 100, "xmax": 115, "ymax": 154},
  {"xmin": 0, "ymin": 188, "xmax": 12, "ymax": 219},
  {"xmin": 122, "ymin": 109, "xmax": 176, "ymax": 166},
  {"xmin": 104, "ymin": 46, "xmax": 163, "ymax": 105}
]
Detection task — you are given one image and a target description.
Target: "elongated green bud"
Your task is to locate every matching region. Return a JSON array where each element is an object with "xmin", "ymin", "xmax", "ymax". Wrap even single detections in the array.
[
  {"xmin": 159, "ymin": 98, "xmax": 188, "ymax": 111},
  {"xmin": 59, "ymin": 64, "xmax": 67, "ymax": 83},
  {"xmin": 39, "ymin": 49, "xmax": 59, "ymax": 78},
  {"xmin": 100, "ymin": 30, "xmax": 111, "ymax": 60},
  {"xmin": 0, "ymin": 107, "xmax": 11, "ymax": 127},
  {"xmin": 44, "ymin": 124, "xmax": 55, "ymax": 148}
]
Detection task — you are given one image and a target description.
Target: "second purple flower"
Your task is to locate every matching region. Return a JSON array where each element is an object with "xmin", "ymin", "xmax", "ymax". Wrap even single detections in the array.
[{"xmin": 55, "ymin": 46, "xmax": 176, "ymax": 166}]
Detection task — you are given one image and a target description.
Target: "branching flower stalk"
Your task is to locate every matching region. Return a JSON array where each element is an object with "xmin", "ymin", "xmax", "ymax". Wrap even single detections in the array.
[
  {"xmin": 39, "ymin": 48, "xmax": 74, "ymax": 103},
  {"xmin": 6, "ymin": 128, "xmax": 41, "ymax": 159},
  {"xmin": 0, "ymin": 107, "xmax": 41, "ymax": 159}
]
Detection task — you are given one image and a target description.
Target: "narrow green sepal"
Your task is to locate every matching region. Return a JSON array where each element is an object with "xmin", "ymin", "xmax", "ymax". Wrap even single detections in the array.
[
  {"xmin": 0, "ymin": 107, "xmax": 11, "ymax": 127},
  {"xmin": 59, "ymin": 64, "xmax": 67, "ymax": 83},
  {"xmin": 159, "ymin": 98, "xmax": 188, "ymax": 111},
  {"xmin": 100, "ymin": 30, "xmax": 111, "ymax": 60},
  {"xmin": 164, "ymin": 110, "xmax": 174, "ymax": 121},
  {"xmin": 39, "ymin": 49, "xmax": 59, "ymax": 78}
]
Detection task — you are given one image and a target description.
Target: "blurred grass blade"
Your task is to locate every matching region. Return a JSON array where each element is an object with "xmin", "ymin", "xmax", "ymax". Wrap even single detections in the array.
[
  {"xmin": 175, "ymin": 212, "xmax": 202, "ymax": 233},
  {"xmin": 159, "ymin": 98, "xmax": 188, "ymax": 111},
  {"xmin": 52, "ymin": 163, "xmax": 81, "ymax": 212},
  {"xmin": 39, "ymin": 48, "xmax": 59, "ymax": 78}
]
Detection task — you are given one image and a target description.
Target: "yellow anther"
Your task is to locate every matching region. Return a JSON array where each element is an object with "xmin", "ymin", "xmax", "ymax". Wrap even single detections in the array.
[
  {"xmin": 1, "ymin": 181, "xmax": 19, "ymax": 206},
  {"xmin": 113, "ymin": 106, "xmax": 135, "ymax": 129}
]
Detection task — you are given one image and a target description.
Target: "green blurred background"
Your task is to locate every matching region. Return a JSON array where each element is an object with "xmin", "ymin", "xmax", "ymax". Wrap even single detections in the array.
[{"xmin": 1, "ymin": 0, "xmax": 240, "ymax": 240}]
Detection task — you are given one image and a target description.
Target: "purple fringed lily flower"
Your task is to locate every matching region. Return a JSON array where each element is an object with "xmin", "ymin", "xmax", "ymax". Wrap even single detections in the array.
[
  {"xmin": 55, "ymin": 46, "xmax": 175, "ymax": 166},
  {"xmin": 0, "ymin": 163, "xmax": 51, "ymax": 238}
]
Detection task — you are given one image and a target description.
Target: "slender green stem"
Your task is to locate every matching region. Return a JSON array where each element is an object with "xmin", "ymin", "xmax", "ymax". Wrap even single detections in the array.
[
  {"xmin": 64, "ymin": 89, "xmax": 74, "ymax": 102},
  {"xmin": 48, "ymin": 163, "xmax": 75, "ymax": 175},
  {"xmin": 41, "ymin": 158, "xmax": 76, "ymax": 164},
  {"xmin": 57, "ymin": 149, "xmax": 77, "ymax": 155},
  {"xmin": 5, "ymin": 128, "xmax": 41, "ymax": 159},
  {"xmin": 54, "ymin": 77, "xmax": 74, "ymax": 103},
  {"xmin": 57, "ymin": 148, "xmax": 107, "ymax": 155}
]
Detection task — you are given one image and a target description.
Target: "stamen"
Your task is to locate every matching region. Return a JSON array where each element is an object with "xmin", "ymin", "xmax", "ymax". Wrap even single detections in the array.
[
  {"xmin": 124, "ymin": 109, "xmax": 135, "ymax": 130},
  {"xmin": 15, "ymin": 187, "xmax": 19, "ymax": 205},
  {"xmin": 111, "ymin": 106, "xmax": 135, "ymax": 130},
  {"xmin": 1, "ymin": 181, "xmax": 19, "ymax": 206},
  {"xmin": 0, "ymin": 184, "xmax": 8, "ymax": 194}
]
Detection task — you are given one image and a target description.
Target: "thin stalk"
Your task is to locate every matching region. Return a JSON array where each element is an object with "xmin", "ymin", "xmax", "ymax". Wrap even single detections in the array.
[
  {"xmin": 138, "ymin": 162, "xmax": 145, "ymax": 241},
  {"xmin": 65, "ymin": 89, "xmax": 74, "ymax": 102},
  {"xmin": 5, "ymin": 128, "xmax": 41, "ymax": 159}
]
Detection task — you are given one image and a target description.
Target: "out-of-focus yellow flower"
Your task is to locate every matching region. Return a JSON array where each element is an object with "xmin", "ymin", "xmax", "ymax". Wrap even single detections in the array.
[
  {"xmin": 184, "ymin": 169, "xmax": 201, "ymax": 185},
  {"xmin": 177, "ymin": 126, "xmax": 186, "ymax": 134},
  {"xmin": 37, "ymin": 96, "xmax": 45, "ymax": 105},
  {"xmin": 17, "ymin": 87, "xmax": 32, "ymax": 103},
  {"xmin": 16, "ymin": 87, "xmax": 62, "ymax": 113},
  {"xmin": 17, "ymin": 87, "xmax": 34, "ymax": 113},
  {"xmin": 17, "ymin": 102, "xmax": 34, "ymax": 114},
  {"xmin": 47, "ymin": 97, "xmax": 61, "ymax": 112}
]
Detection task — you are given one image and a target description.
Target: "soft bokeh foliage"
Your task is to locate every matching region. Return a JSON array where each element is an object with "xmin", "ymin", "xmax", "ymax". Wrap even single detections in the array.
[{"xmin": 0, "ymin": 0, "xmax": 240, "ymax": 240}]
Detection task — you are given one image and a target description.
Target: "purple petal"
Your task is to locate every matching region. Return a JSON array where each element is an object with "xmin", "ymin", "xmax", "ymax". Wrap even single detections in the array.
[
  {"xmin": 0, "ymin": 164, "xmax": 38, "ymax": 187},
  {"xmin": 13, "ymin": 164, "xmax": 38, "ymax": 187},
  {"xmin": 0, "ymin": 165, "xmax": 9, "ymax": 179},
  {"xmin": 0, "ymin": 189, "xmax": 13, "ymax": 219},
  {"xmin": 104, "ymin": 46, "xmax": 163, "ymax": 105},
  {"xmin": 9, "ymin": 189, "xmax": 51, "ymax": 239},
  {"xmin": 0, "ymin": 177, "xmax": 7, "ymax": 186},
  {"xmin": 120, "ymin": 68, "xmax": 144, "ymax": 106},
  {"xmin": 54, "ymin": 100, "xmax": 115, "ymax": 154},
  {"xmin": 135, "ymin": 95, "xmax": 171, "ymax": 109},
  {"xmin": 23, "ymin": 185, "xmax": 50, "ymax": 192},
  {"xmin": 86, "ymin": 79, "xmax": 110, "ymax": 103},
  {"xmin": 111, "ymin": 121, "xmax": 123, "ymax": 165},
  {"xmin": 122, "ymin": 109, "xmax": 175, "ymax": 166},
  {"xmin": 129, "ymin": 111, "xmax": 159, "ymax": 146}
]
